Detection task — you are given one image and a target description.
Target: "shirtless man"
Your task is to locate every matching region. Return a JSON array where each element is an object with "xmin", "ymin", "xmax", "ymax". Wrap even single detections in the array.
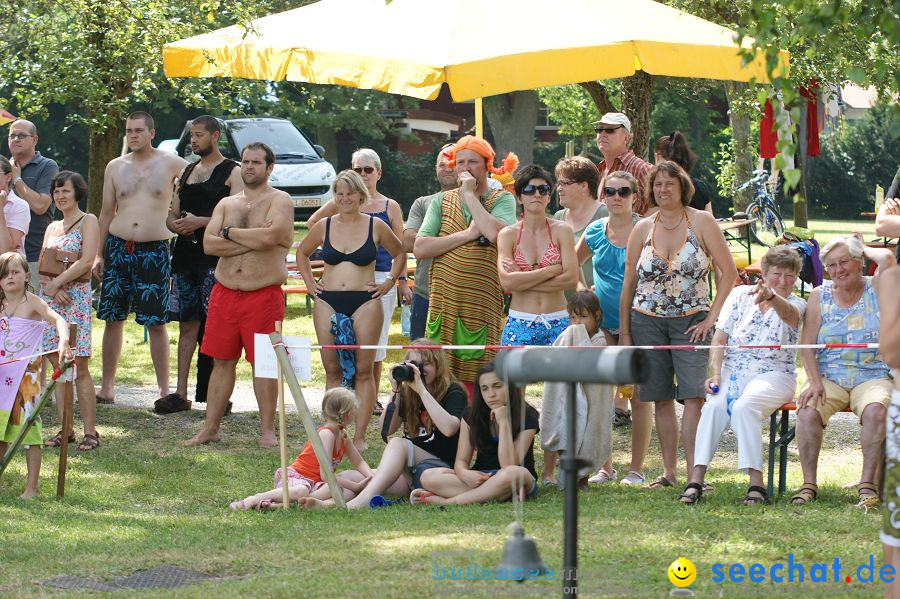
[
  {"xmin": 185, "ymin": 142, "xmax": 293, "ymax": 447},
  {"xmin": 93, "ymin": 111, "xmax": 187, "ymax": 404}
]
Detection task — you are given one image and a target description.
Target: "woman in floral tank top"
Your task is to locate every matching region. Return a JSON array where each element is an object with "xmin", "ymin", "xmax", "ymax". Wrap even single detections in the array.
[
  {"xmin": 620, "ymin": 161, "xmax": 737, "ymax": 489},
  {"xmin": 39, "ymin": 172, "xmax": 100, "ymax": 452}
]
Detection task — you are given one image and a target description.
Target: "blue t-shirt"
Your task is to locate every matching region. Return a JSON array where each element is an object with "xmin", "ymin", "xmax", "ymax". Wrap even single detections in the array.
[{"xmin": 583, "ymin": 215, "xmax": 637, "ymax": 332}]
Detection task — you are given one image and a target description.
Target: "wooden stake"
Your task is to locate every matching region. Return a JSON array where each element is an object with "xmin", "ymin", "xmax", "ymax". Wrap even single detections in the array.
[
  {"xmin": 275, "ymin": 321, "xmax": 289, "ymax": 509},
  {"xmin": 268, "ymin": 332, "xmax": 346, "ymax": 508},
  {"xmin": 56, "ymin": 324, "xmax": 77, "ymax": 498}
]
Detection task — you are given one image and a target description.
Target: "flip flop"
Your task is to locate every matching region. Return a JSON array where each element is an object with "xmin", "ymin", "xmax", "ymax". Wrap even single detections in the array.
[
  {"xmin": 410, "ymin": 489, "xmax": 436, "ymax": 506},
  {"xmin": 95, "ymin": 395, "xmax": 115, "ymax": 405},
  {"xmin": 648, "ymin": 476, "xmax": 675, "ymax": 489}
]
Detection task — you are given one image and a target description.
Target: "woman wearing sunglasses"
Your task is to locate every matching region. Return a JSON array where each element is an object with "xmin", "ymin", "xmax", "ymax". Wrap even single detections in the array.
[
  {"xmin": 307, "ymin": 148, "xmax": 410, "ymax": 414},
  {"xmin": 497, "ymin": 165, "xmax": 578, "ymax": 347},
  {"xmin": 574, "ymin": 170, "xmax": 651, "ymax": 486}
]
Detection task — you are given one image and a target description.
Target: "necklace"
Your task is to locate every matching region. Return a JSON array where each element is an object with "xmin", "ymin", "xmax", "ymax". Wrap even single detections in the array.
[
  {"xmin": 2, "ymin": 294, "xmax": 26, "ymax": 319},
  {"xmin": 659, "ymin": 212, "xmax": 685, "ymax": 231}
]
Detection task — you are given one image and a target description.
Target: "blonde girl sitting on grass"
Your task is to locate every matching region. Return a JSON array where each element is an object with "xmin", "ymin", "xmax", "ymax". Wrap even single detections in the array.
[{"xmin": 229, "ymin": 388, "xmax": 372, "ymax": 511}]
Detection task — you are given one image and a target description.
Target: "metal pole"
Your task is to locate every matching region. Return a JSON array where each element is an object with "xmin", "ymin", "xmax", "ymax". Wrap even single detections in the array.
[{"xmin": 562, "ymin": 382, "xmax": 578, "ymax": 597}]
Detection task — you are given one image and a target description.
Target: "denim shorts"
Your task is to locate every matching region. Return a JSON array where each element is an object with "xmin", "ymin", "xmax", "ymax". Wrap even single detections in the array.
[{"xmin": 410, "ymin": 457, "xmax": 451, "ymax": 490}]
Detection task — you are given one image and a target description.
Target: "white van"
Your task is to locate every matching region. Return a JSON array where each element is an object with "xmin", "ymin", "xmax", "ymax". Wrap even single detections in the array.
[{"xmin": 175, "ymin": 117, "xmax": 335, "ymax": 221}]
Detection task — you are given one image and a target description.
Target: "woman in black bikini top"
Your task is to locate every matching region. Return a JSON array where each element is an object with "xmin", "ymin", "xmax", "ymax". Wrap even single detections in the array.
[{"xmin": 296, "ymin": 169, "xmax": 402, "ymax": 452}]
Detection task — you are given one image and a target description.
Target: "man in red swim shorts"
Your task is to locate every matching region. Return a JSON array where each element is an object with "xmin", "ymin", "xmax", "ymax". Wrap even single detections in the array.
[{"xmin": 185, "ymin": 142, "xmax": 294, "ymax": 448}]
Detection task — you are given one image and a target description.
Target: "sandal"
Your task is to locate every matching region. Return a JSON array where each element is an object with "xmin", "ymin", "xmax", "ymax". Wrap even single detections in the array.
[
  {"xmin": 619, "ymin": 471, "xmax": 645, "ymax": 486},
  {"xmin": 373, "ymin": 400, "xmax": 384, "ymax": 416},
  {"xmin": 678, "ymin": 482, "xmax": 703, "ymax": 505},
  {"xmin": 78, "ymin": 433, "xmax": 100, "ymax": 451},
  {"xmin": 44, "ymin": 431, "xmax": 76, "ymax": 448},
  {"xmin": 613, "ymin": 408, "xmax": 631, "ymax": 428},
  {"xmin": 857, "ymin": 482, "xmax": 881, "ymax": 510},
  {"xmin": 588, "ymin": 468, "xmax": 617, "ymax": 484},
  {"xmin": 742, "ymin": 485, "xmax": 770, "ymax": 505},
  {"xmin": 153, "ymin": 393, "xmax": 191, "ymax": 414},
  {"xmin": 649, "ymin": 475, "xmax": 675, "ymax": 489},
  {"xmin": 95, "ymin": 394, "xmax": 115, "ymax": 405},
  {"xmin": 790, "ymin": 482, "xmax": 818, "ymax": 505}
]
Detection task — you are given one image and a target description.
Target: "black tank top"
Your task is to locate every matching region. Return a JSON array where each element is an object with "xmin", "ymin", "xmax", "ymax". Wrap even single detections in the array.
[
  {"xmin": 171, "ymin": 159, "xmax": 239, "ymax": 273},
  {"xmin": 320, "ymin": 216, "xmax": 377, "ymax": 266}
]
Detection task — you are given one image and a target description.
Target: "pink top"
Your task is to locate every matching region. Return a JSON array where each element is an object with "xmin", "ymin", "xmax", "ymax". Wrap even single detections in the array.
[{"xmin": 512, "ymin": 219, "xmax": 561, "ymax": 271}]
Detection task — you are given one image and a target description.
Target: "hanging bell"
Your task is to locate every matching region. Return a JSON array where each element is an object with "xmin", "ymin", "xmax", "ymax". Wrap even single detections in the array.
[{"xmin": 496, "ymin": 522, "xmax": 549, "ymax": 582}]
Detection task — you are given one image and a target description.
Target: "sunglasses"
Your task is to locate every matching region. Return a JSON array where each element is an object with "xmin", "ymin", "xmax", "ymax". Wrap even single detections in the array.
[
  {"xmin": 595, "ymin": 126, "xmax": 623, "ymax": 134},
  {"xmin": 521, "ymin": 184, "xmax": 552, "ymax": 196},
  {"xmin": 353, "ymin": 166, "xmax": 376, "ymax": 175},
  {"xmin": 603, "ymin": 186, "xmax": 633, "ymax": 198}
]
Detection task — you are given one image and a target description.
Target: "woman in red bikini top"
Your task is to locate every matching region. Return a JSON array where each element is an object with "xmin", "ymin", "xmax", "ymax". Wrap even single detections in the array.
[{"xmin": 496, "ymin": 164, "xmax": 579, "ymax": 347}]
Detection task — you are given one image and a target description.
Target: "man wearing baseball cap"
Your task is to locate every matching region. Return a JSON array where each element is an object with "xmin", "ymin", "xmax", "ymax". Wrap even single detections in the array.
[{"xmin": 594, "ymin": 112, "xmax": 651, "ymax": 215}]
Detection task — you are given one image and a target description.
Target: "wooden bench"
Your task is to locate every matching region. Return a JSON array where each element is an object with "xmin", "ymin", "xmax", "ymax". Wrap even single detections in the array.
[
  {"xmin": 283, "ymin": 284, "xmax": 314, "ymax": 315},
  {"xmin": 767, "ymin": 402, "xmax": 853, "ymax": 498}
]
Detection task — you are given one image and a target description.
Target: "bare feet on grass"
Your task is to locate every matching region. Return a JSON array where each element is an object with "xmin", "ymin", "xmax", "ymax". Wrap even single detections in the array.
[
  {"xmin": 184, "ymin": 431, "xmax": 221, "ymax": 446},
  {"xmin": 297, "ymin": 497, "xmax": 333, "ymax": 510},
  {"xmin": 257, "ymin": 431, "xmax": 277, "ymax": 448}
]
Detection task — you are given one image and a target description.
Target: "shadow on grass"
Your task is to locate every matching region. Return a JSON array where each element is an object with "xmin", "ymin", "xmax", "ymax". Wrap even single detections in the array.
[{"xmin": 0, "ymin": 402, "xmax": 884, "ymax": 598}]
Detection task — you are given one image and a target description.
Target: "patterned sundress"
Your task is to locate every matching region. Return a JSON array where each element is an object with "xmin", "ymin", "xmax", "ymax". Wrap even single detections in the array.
[
  {"xmin": 0, "ymin": 317, "xmax": 47, "ymax": 446},
  {"xmin": 40, "ymin": 218, "xmax": 92, "ymax": 357},
  {"xmin": 427, "ymin": 188, "xmax": 508, "ymax": 381}
]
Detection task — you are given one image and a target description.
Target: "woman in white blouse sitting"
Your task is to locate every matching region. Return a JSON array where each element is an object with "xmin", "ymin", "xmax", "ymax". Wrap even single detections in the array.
[{"xmin": 679, "ymin": 246, "xmax": 805, "ymax": 505}]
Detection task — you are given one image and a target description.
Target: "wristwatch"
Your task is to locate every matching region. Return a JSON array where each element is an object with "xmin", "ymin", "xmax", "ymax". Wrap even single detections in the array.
[
  {"xmin": 11, "ymin": 177, "xmax": 22, "ymax": 190},
  {"xmin": 221, "ymin": 226, "xmax": 231, "ymax": 240}
]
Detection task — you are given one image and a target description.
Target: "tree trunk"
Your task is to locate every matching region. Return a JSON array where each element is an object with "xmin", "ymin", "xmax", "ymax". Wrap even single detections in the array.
[
  {"xmin": 315, "ymin": 124, "xmax": 339, "ymax": 166},
  {"xmin": 87, "ymin": 123, "xmax": 120, "ymax": 216},
  {"xmin": 724, "ymin": 81, "xmax": 754, "ymax": 212},
  {"xmin": 482, "ymin": 91, "xmax": 540, "ymax": 166},
  {"xmin": 619, "ymin": 71, "xmax": 654, "ymax": 161},
  {"xmin": 578, "ymin": 81, "xmax": 617, "ymax": 114}
]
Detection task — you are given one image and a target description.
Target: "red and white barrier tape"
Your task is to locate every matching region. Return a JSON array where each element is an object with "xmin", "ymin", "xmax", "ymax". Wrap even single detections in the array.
[
  {"xmin": 0, "ymin": 347, "xmax": 64, "ymax": 368},
  {"xmin": 310, "ymin": 343, "xmax": 880, "ymax": 351}
]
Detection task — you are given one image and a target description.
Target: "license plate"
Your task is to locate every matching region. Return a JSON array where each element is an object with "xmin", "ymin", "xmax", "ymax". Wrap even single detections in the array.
[{"xmin": 293, "ymin": 197, "xmax": 321, "ymax": 208}]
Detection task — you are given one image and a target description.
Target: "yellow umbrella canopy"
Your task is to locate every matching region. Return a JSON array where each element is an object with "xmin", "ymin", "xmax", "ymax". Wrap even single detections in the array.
[
  {"xmin": 163, "ymin": 0, "xmax": 789, "ymax": 101},
  {"xmin": 0, "ymin": 108, "xmax": 16, "ymax": 126}
]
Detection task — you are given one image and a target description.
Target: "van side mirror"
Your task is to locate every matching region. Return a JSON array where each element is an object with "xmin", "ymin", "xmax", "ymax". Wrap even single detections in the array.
[{"xmin": 313, "ymin": 144, "xmax": 325, "ymax": 156}]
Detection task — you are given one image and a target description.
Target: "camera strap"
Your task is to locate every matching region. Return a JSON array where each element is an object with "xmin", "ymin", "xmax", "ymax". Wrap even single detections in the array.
[{"xmin": 381, "ymin": 392, "xmax": 399, "ymax": 443}]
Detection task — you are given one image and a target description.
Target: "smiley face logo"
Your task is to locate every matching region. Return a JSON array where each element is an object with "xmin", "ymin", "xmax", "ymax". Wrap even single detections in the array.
[{"xmin": 668, "ymin": 557, "xmax": 696, "ymax": 587}]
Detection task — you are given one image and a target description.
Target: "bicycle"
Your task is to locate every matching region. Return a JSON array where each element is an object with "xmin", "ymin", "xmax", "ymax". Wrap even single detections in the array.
[{"xmin": 735, "ymin": 169, "xmax": 785, "ymax": 246}]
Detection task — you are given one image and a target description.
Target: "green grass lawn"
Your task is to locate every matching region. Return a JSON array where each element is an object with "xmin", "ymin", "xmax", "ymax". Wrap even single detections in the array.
[
  {"xmin": 0, "ymin": 399, "xmax": 885, "ymax": 597},
  {"xmin": 1, "ymin": 218, "xmax": 885, "ymax": 597}
]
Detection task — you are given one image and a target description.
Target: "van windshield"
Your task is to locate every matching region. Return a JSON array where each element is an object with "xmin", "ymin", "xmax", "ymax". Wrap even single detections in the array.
[{"xmin": 229, "ymin": 120, "xmax": 318, "ymax": 159}]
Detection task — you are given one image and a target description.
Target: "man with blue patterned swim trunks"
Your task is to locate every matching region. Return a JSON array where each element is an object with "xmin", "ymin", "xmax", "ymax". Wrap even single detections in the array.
[{"xmin": 92, "ymin": 111, "xmax": 187, "ymax": 405}]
